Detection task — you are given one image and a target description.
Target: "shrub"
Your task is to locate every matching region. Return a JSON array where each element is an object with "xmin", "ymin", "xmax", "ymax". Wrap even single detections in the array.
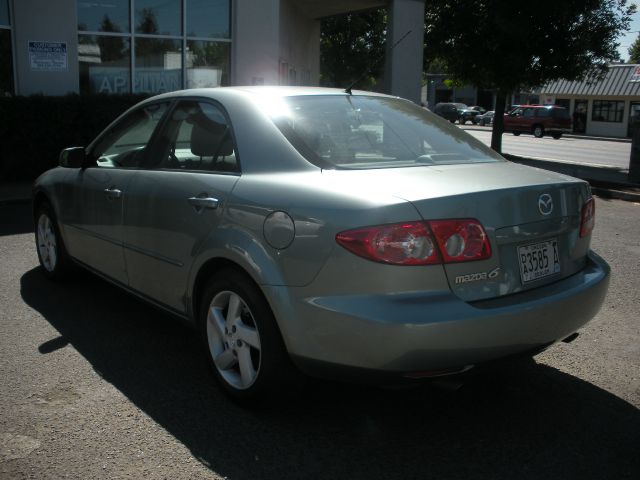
[{"xmin": 0, "ymin": 94, "xmax": 147, "ymax": 181}]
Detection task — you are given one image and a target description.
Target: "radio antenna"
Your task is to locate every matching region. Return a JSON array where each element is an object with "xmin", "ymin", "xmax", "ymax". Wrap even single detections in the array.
[{"xmin": 344, "ymin": 29, "xmax": 412, "ymax": 95}]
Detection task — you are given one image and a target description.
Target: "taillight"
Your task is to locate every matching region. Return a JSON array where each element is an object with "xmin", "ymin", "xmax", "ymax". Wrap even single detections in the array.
[
  {"xmin": 580, "ymin": 198, "xmax": 595, "ymax": 237},
  {"xmin": 336, "ymin": 219, "xmax": 491, "ymax": 265},
  {"xmin": 429, "ymin": 219, "xmax": 492, "ymax": 263},
  {"xmin": 335, "ymin": 221, "xmax": 440, "ymax": 265}
]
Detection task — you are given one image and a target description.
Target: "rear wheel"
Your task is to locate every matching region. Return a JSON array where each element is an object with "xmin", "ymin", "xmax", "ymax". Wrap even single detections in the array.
[
  {"xmin": 552, "ymin": 133, "xmax": 562, "ymax": 139},
  {"xmin": 533, "ymin": 125, "xmax": 545, "ymax": 138},
  {"xmin": 35, "ymin": 203, "xmax": 72, "ymax": 280},
  {"xmin": 512, "ymin": 131, "xmax": 521, "ymax": 136},
  {"xmin": 200, "ymin": 269, "xmax": 293, "ymax": 403}
]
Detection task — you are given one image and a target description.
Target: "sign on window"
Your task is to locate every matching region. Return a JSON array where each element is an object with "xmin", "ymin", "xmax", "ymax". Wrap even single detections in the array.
[{"xmin": 28, "ymin": 41, "xmax": 68, "ymax": 71}]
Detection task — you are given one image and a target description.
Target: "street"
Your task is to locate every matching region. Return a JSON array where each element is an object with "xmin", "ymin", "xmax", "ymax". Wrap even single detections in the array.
[
  {"xmin": 1, "ymin": 199, "xmax": 639, "ymax": 480},
  {"xmin": 462, "ymin": 127, "xmax": 632, "ymax": 169}
]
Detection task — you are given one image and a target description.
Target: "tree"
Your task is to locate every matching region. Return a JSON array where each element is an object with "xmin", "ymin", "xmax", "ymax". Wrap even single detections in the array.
[
  {"xmin": 320, "ymin": 9, "xmax": 386, "ymax": 89},
  {"xmin": 424, "ymin": 0, "xmax": 635, "ymax": 153},
  {"xmin": 629, "ymin": 33, "xmax": 640, "ymax": 63}
]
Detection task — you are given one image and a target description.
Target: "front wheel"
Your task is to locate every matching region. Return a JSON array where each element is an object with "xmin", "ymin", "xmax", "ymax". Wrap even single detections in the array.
[
  {"xmin": 552, "ymin": 133, "xmax": 562, "ymax": 139},
  {"xmin": 200, "ymin": 269, "xmax": 293, "ymax": 403},
  {"xmin": 35, "ymin": 203, "xmax": 72, "ymax": 280},
  {"xmin": 533, "ymin": 125, "xmax": 545, "ymax": 138},
  {"xmin": 512, "ymin": 131, "xmax": 521, "ymax": 136}
]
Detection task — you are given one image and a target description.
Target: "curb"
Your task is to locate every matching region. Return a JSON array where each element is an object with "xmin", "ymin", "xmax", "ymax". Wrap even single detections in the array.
[{"xmin": 460, "ymin": 125, "xmax": 632, "ymax": 143}]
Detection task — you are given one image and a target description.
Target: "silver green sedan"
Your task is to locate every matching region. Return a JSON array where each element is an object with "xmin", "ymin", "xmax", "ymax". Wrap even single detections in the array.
[{"xmin": 33, "ymin": 87, "xmax": 610, "ymax": 402}]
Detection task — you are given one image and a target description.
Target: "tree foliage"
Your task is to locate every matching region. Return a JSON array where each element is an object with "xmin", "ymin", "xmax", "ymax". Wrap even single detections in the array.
[
  {"xmin": 423, "ymin": 0, "xmax": 635, "ymax": 152},
  {"xmin": 320, "ymin": 9, "xmax": 386, "ymax": 89},
  {"xmin": 629, "ymin": 33, "xmax": 640, "ymax": 63}
]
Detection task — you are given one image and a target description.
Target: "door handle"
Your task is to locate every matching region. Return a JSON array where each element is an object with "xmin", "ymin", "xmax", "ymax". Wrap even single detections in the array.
[
  {"xmin": 187, "ymin": 196, "xmax": 219, "ymax": 210},
  {"xmin": 103, "ymin": 187, "xmax": 122, "ymax": 199}
]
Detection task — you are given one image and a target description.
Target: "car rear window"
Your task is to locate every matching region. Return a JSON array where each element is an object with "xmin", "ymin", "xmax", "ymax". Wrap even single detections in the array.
[{"xmin": 267, "ymin": 95, "xmax": 503, "ymax": 169}]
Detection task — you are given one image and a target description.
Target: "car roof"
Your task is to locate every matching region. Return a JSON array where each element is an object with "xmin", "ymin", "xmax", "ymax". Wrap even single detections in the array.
[
  {"xmin": 141, "ymin": 86, "xmax": 395, "ymax": 105},
  {"xmin": 517, "ymin": 104, "xmax": 566, "ymax": 109}
]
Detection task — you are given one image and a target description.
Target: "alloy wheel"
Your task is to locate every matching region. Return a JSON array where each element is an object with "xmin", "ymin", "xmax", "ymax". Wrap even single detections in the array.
[
  {"xmin": 37, "ymin": 213, "xmax": 58, "ymax": 272},
  {"xmin": 206, "ymin": 290, "xmax": 262, "ymax": 390}
]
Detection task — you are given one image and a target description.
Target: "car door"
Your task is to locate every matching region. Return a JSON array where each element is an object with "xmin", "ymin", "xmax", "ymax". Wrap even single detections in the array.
[
  {"xmin": 522, "ymin": 107, "xmax": 536, "ymax": 131},
  {"xmin": 122, "ymin": 99, "xmax": 240, "ymax": 313},
  {"xmin": 71, "ymin": 102, "xmax": 170, "ymax": 284}
]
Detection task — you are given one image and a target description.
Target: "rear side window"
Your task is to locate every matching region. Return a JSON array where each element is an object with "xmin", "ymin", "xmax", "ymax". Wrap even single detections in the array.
[
  {"xmin": 147, "ymin": 100, "xmax": 238, "ymax": 172},
  {"xmin": 267, "ymin": 95, "xmax": 503, "ymax": 169}
]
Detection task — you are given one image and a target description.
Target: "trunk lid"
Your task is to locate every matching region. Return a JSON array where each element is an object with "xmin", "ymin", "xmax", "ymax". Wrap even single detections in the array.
[{"xmin": 325, "ymin": 161, "xmax": 592, "ymax": 301}]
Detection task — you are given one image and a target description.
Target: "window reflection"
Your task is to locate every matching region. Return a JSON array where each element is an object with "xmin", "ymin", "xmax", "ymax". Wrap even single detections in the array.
[
  {"xmin": 79, "ymin": 35, "xmax": 131, "ymax": 94},
  {"xmin": 187, "ymin": 41, "xmax": 229, "ymax": 88},
  {"xmin": 187, "ymin": 0, "xmax": 230, "ymax": 38},
  {"xmin": 77, "ymin": 0, "xmax": 130, "ymax": 32},
  {"xmin": 135, "ymin": 38, "xmax": 182, "ymax": 94},
  {"xmin": 135, "ymin": 0, "xmax": 181, "ymax": 36}
]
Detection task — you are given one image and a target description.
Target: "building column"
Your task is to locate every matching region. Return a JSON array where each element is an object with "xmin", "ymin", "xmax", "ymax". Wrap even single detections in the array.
[{"xmin": 384, "ymin": 0, "xmax": 425, "ymax": 103}]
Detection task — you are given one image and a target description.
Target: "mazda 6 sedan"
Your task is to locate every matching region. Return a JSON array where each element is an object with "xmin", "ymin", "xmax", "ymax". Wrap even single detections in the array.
[{"xmin": 33, "ymin": 87, "xmax": 610, "ymax": 402}]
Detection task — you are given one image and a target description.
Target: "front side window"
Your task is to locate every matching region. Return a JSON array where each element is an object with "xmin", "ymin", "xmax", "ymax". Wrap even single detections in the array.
[
  {"xmin": 147, "ymin": 100, "xmax": 237, "ymax": 172},
  {"xmin": 91, "ymin": 102, "xmax": 169, "ymax": 168},
  {"xmin": 592, "ymin": 100, "xmax": 624, "ymax": 123},
  {"xmin": 523, "ymin": 108, "xmax": 535, "ymax": 118},
  {"xmin": 268, "ymin": 95, "xmax": 503, "ymax": 169}
]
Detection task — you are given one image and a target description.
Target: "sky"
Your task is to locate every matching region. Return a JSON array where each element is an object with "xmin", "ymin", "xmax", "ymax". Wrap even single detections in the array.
[{"xmin": 618, "ymin": 10, "xmax": 640, "ymax": 61}]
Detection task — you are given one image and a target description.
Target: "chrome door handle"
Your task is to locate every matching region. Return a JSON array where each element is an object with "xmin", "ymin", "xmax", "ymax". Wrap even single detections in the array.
[
  {"xmin": 103, "ymin": 187, "xmax": 122, "ymax": 199},
  {"xmin": 187, "ymin": 196, "xmax": 219, "ymax": 210}
]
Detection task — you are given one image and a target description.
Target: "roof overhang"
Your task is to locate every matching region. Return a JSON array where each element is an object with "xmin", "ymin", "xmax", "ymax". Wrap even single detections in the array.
[{"xmin": 291, "ymin": 0, "xmax": 387, "ymax": 19}]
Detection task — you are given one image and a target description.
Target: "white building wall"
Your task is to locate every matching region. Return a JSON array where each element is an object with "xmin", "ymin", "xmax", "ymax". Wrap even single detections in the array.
[
  {"xmin": 278, "ymin": 0, "xmax": 320, "ymax": 85},
  {"xmin": 12, "ymin": 0, "xmax": 79, "ymax": 95},
  {"xmin": 232, "ymin": 0, "xmax": 280, "ymax": 86},
  {"xmin": 586, "ymin": 98, "xmax": 630, "ymax": 138}
]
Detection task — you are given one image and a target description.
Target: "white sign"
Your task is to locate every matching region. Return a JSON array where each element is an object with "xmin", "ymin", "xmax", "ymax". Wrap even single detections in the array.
[
  {"xmin": 29, "ymin": 41, "xmax": 68, "ymax": 71},
  {"xmin": 630, "ymin": 66, "xmax": 640, "ymax": 82}
]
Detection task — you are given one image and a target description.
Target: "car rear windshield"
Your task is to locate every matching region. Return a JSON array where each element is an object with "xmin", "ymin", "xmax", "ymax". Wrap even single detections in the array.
[{"xmin": 267, "ymin": 95, "xmax": 504, "ymax": 169}]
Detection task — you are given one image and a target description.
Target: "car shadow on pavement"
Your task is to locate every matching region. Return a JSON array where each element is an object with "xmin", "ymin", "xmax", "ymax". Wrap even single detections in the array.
[{"xmin": 20, "ymin": 267, "xmax": 639, "ymax": 480}]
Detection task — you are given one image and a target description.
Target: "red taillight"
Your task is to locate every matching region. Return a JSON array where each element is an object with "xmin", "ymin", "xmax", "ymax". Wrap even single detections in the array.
[
  {"xmin": 580, "ymin": 198, "xmax": 595, "ymax": 237},
  {"xmin": 336, "ymin": 219, "xmax": 491, "ymax": 265},
  {"xmin": 335, "ymin": 221, "xmax": 440, "ymax": 265},
  {"xmin": 429, "ymin": 219, "xmax": 492, "ymax": 263}
]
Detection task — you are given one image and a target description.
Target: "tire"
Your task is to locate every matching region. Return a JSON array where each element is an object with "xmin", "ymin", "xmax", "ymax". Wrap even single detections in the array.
[
  {"xmin": 533, "ymin": 125, "xmax": 544, "ymax": 138},
  {"xmin": 512, "ymin": 131, "xmax": 521, "ymax": 136},
  {"xmin": 449, "ymin": 119, "xmax": 456, "ymax": 123},
  {"xmin": 199, "ymin": 269, "xmax": 293, "ymax": 403},
  {"xmin": 34, "ymin": 202, "xmax": 72, "ymax": 280},
  {"xmin": 552, "ymin": 133, "xmax": 562, "ymax": 139}
]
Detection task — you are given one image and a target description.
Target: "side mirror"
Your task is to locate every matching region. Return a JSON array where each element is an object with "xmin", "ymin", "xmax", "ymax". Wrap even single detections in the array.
[{"xmin": 59, "ymin": 147, "xmax": 86, "ymax": 168}]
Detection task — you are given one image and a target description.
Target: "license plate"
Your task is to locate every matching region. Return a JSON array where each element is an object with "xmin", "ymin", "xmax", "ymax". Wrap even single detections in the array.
[{"xmin": 518, "ymin": 239, "xmax": 560, "ymax": 283}]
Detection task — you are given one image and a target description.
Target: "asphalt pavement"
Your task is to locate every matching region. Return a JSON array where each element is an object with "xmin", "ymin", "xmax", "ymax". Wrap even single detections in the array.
[{"xmin": 1, "ymin": 198, "xmax": 639, "ymax": 479}]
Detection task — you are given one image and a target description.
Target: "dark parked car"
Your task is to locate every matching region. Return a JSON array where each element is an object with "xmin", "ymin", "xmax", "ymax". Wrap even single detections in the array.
[
  {"xmin": 453, "ymin": 103, "xmax": 481, "ymax": 124},
  {"xmin": 433, "ymin": 102, "xmax": 459, "ymax": 123},
  {"xmin": 504, "ymin": 105, "xmax": 572, "ymax": 139}
]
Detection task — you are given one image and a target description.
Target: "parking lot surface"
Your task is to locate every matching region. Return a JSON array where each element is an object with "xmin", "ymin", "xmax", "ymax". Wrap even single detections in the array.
[{"xmin": 1, "ymin": 199, "xmax": 639, "ymax": 480}]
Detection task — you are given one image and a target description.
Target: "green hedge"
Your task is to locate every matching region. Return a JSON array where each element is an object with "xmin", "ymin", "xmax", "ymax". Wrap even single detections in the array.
[{"xmin": 0, "ymin": 94, "xmax": 147, "ymax": 182}]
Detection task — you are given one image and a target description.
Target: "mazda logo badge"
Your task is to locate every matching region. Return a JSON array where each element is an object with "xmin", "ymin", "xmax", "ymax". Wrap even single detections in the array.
[{"xmin": 538, "ymin": 194, "xmax": 553, "ymax": 215}]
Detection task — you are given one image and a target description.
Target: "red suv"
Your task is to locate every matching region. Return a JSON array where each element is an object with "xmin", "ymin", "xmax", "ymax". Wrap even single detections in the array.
[{"xmin": 503, "ymin": 105, "xmax": 572, "ymax": 139}]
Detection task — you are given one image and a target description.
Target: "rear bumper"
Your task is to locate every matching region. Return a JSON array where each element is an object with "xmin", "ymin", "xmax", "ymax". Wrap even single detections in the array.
[{"xmin": 266, "ymin": 251, "xmax": 610, "ymax": 378}]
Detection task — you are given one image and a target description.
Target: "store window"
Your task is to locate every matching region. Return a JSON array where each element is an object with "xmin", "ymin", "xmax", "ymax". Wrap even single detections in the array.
[
  {"xmin": 0, "ymin": 0, "xmax": 13, "ymax": 95},
  {"xmin": 592, "ymin": 100, "xmax": 624, "ymax": 123},
  {"xmin": 78, "ymin": 0, "xmax": 231, "ymax": 95}
]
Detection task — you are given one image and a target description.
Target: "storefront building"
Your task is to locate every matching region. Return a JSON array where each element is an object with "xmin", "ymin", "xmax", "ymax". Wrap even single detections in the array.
[
  {"xmin": 541, "ymin": 64, "xmax": 640, "ymax": 138},
  {"xmin": 0, "ymin": 0, "xmax": 427, "ymax": 102}
]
